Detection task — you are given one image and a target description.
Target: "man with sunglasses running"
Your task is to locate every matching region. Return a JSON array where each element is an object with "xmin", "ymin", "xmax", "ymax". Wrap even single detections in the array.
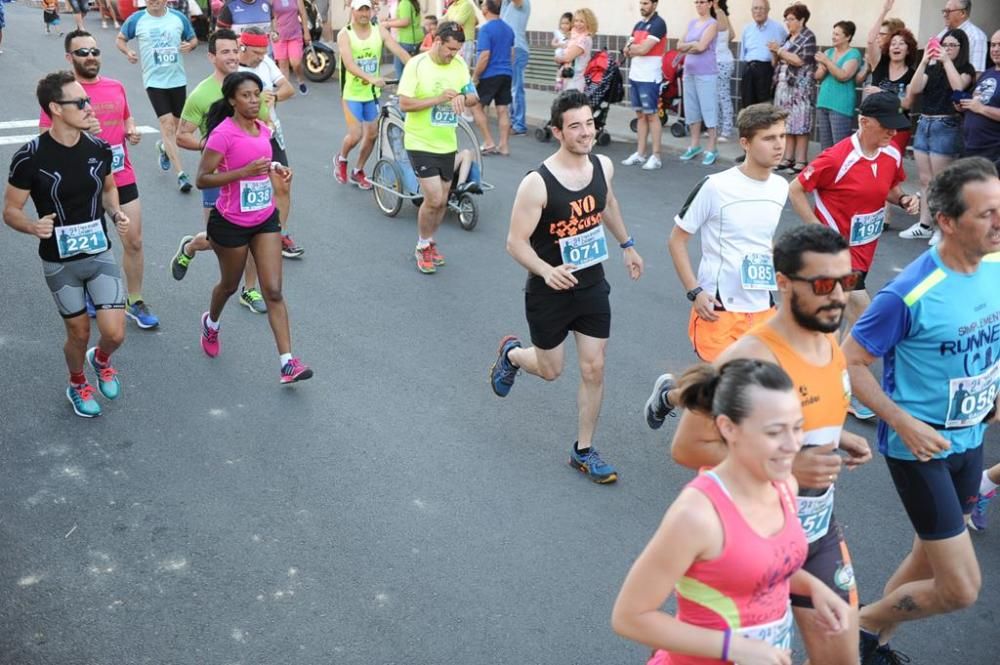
[
  {"xmin": 653, "ymin": 224, "xmax": 873, "ymax": 665},
  {"xmin": 40, "ymin": 30, "xmax": 160, "ymax": 330},
  {"xmin": 789, "ymin": 92, "xmax": 920, "ymax": 419}
]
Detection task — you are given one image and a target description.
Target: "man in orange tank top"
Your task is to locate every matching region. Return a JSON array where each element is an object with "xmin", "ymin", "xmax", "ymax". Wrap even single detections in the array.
[{"xmin": 650, "ymin": 225, "xmax": 873, "ymax": 665}]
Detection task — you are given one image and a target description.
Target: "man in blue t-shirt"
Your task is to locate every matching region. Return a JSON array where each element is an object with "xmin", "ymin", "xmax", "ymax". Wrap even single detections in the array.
[
  {"xmin": 843, "ymin": 157, "xmax": 1000, "ymax": 663},
  {"xmin": 960, "ymin": 30, "xmax": 1000, "ymax": 167},
  {"xmin": 471, "ymin": 0, "xmax": 515, "ymax": 155},
  {"xmin": 499, "ymin": 0, "xmax": 529, "ymax": 134}
]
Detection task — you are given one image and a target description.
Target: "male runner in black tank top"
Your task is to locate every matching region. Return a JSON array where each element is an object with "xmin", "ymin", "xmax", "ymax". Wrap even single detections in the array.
[{"xmin": 488, "ymin": 90, "xmax": 644, "ymax": 484}]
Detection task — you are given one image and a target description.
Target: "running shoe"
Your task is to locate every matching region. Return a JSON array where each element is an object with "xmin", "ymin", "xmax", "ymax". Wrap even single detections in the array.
[
  {"xmin": 171, "ymin": 235, "xmax": 195, "ymax": 281},
  {"xmin": 334, "ymin": 156, "xmax": 348, "ymax": 184},
  {"xmin": 867, "ymin": 644, "xmax": 912, "ymax": 665},
  {"xmin": 126, "ymin": 300, "xmax": 160, "ymax": 329},
  {"xmin": 429, "ymin": 241, "xmax": 445, "ymax": 266},
  {"xmin": 178, "ymin": 172, "xmax": 193, "ymax": 193},
  {"xmin": 200, "ymin": 312, "xmax": 220, "ymax": 357},
  {"xmin": 86, "ymin": 347, "xmax": 121, "ymax": 400},
  {"xmin": 85, "ymin": 292, "xmax": 96, "ymax": 319},
  {"xmin": 298, "ymin": 82, "xmax": 308, "ymax": 95},
  {"xmin": 701, "ymin": 150, "xmax": 718, "ymax": 166},
  {"xmin": 859, "ymin": 630, "xmax": 881, "ymax": 665},
  {"xmin": 280, "ymin": 357, "xmax": 314, "ymax": 384},
  {"xmin": 898, "ymin": 222, "xmax": 933, "ymax": 240},
  {"xmin": 281, "ymin": 234, "xmax": 305, "ymax": 259},
  {"xmin": 969, "ymin": 489, "xmax": 997, "ymax": 531},
  {"xmin": 621, "ymin": 152, "xmax": 647, "ymax": 166},
  {"xmin": 679, "ymin": 146, "xmax": 703, "ymax": 161},
  {"xmin": 415, "ymin": 244, "xmax": 436, "ymax": 274},
  {"xmin": 66, "ymin": 383, "xmax": 101, "ymax": 418},
  {"xmin": 351, "ymin": 169, "xmax": 373, "ymax": 190},
  {"xmin": 240, "ymin": 287, "xmax": 267, "ymax": 313},
  {"xmin": 644, "ymin": 373, "xmax": 676, "ymax": 430},
  {"xmin": 156, "ymin": 140, "xmax": 170, "ymax": 171},
  {"xmin": 641, "ymin": 154, "xmax": 663, "ymax": 170},
  {"xmin": 490, "ymin": 335, "xmax": 521, "ymax": 397},
  {"xmin": 849, "ymin": 396, "xmax": 876, "ymax": 420},
  {"xmin": 569, "ymin": 445, "xmax": 618, "ymax": 484}
]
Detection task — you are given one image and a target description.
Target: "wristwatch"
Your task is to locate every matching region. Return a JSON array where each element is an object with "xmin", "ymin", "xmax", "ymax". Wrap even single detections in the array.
[{"xmin": 686, "ymin": 286, "xmax": 704, "ymax": 302}]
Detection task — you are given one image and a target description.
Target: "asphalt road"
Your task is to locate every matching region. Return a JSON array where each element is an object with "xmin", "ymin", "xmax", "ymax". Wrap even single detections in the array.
[{"xmin": 1, "ymin": 5, "xmax": 998, "ymax": 664}]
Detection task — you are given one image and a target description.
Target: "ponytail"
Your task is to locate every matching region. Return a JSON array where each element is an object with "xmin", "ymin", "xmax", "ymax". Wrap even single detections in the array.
[{"xmin": 676, "ymin": 359, "xmax": 794, "ymax": 423}]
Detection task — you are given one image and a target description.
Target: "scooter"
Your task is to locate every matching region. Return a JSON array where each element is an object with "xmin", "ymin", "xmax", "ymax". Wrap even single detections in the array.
[{"xmin": 302, "ymin": 0, "xmax": 336, "ymax": 82}]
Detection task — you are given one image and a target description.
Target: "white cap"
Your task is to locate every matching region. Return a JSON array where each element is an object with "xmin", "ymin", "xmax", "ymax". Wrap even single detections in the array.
[{"xmin": 351, "ymin": 0, "xmax": 373, "ymax": 8}]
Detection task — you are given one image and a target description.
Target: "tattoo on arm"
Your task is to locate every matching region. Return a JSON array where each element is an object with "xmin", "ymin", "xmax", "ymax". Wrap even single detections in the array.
[{"xmin": 892, "ymin": 595, "xmax": 919, "ymax": 612}]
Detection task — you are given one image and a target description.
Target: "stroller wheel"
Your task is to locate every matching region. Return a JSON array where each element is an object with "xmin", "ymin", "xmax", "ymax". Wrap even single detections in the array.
[
  {"xmin": 456, "ymin": 193, "xmax": 479, "ymax": 231},
  {"xmin": 670, "ymin": 122, "xmax": 687, "ymax": 139},
  {"xmin": 534, "ymin": 127, "xmax": 551, "ymax": 142},
  {"xmin": 371, "ymin": 159, "xmax": 404, "ymax": 218},
  {"xmin": 596, "ymin": 131, "xmax": 612, "ymax": 147},
  {"xmin": 629, "ymin": 117, "xmax": 638, "ymax": 133}
]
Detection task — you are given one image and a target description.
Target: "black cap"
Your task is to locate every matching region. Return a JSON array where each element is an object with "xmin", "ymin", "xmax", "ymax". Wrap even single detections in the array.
[{"xmin": 858, "ymin": 92, "xmax": 910, "ymax": 130}]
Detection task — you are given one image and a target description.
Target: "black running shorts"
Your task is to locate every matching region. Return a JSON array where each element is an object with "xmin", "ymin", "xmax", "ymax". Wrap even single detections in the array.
[
  {"xmin": 790, "ymin": 519, "xmax": 858, "ymax": 609},
  {"xmin": 117, "ymin": 182, "xmax": 139, "ymax": 206},
  {"xmin": 477, "ymin": 75, "xmax": 512, "ymax": 107},
  {"xmin": 886, "ymin": 445, "xmax": 983, "ymax": 540},
  {"xmin": 525, "ymin": 279, "xmax": 611, "ymax": 350},
  {"xmin": 207, "ymin": 208, "xmax": 281, "ymax": 248},
  {"xmin": 146, "ymin": 86, "xmax": 187, "ymax": 119},
  {"xmin": 407, "ymin": 150, "xmax": 456, "ymax": 182}
]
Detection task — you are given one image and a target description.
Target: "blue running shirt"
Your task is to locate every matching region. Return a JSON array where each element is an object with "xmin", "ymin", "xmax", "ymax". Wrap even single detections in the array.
[
  {"xmin": 852, "ymin": 248, "xmax": 1000, "ymax": 460},
  {"xmin": 120, "ymin": 9, "xmax": 196, "ymax": 90}
]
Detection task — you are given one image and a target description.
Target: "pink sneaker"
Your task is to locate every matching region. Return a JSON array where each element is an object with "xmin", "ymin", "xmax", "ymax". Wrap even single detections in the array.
[
  {"xmin": 200, "ymin": 312, "xmax": 220, "ymax": 358},
  {"xmin": 280, "ymin": 357, "xmax": 314, "ymax": 384},
  {"xmin": 334, "ymin": 156, "xmax": 348, "ymax": 184},
  {"xmin": 350, "ymin": 169, "xmax": 372, "ymax": 190}
]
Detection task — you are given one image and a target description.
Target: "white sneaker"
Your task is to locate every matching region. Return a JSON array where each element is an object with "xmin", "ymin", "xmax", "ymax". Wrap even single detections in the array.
[
  {"xmin": 899, "ymin": 222, "xmax": 933, "ymax": 240},
  {"xmin": 622, "ymin": 151, "xmax": 647, "ymax": 166},
  {"xmin": 641, "ymin": 154, "xmax": 663, "ymax": 170},
  {"xmin": 929, "ymin": 228, "xmax": 942, "ymax": 246}
]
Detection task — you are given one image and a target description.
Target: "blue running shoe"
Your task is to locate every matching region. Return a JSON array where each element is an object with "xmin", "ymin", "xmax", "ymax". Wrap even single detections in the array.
[
  {"xmin": 490, "ymin": 335, "xmax": 521, "ymax": 397},
  {"xmin": 156, "ymin": 140, "xmax": 170, "ymax": 171},
  {"xmin": 66, "ymin": 384, "xmax": 101, "ymax": 418},
  {"xmin": 569, "ymin": 445, "xmax": 618, "ymax": 484},
  {"xmin": 126, "ymin": 300, "xmax": 160, "ymax": 329},
  {"xmin": 86, "ymin": 347, "xmax": 121, "ymax": 400},
  {"xmin": 85, "ymin": 292, "xmax": 96, "ymax": 319},
  {"xmin": 849, "ymin": 396, "xmax": 876, "ymax": 420},
  {"xmin": 970, "ymin": 489, "xmax": 996, "ymax": 531}
]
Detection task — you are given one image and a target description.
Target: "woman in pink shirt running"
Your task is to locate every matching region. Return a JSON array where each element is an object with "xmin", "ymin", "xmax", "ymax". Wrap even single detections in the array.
[{"xmin": 612, "ymin": 359, "xmax": 850, "ymax": 665}]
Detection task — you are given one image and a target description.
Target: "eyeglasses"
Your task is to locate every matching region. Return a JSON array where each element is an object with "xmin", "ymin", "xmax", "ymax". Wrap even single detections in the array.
[
  {"xmin": 942, "ymin": 41, "xmax": 961, "ymax": 48},
  {"xmin": 786, "ymin": 272, "xmax": 860, "ymax": 295},
  {"xmin": 55, "ymin": 97, "xmax": 92, "ymax": 110},
  {"xmin": 940, "ymin": 7, "xmax": 962, "ymax": 15},
  {"xmin": 70, "ymin": 47, "xmax": 101, "ymax": 57}
]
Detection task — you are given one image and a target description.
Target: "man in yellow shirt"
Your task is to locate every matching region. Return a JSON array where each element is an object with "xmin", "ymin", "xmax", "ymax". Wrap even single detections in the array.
[{"xmin": 444, "ymin": 0, "xmax": 478, "ymax": 68}]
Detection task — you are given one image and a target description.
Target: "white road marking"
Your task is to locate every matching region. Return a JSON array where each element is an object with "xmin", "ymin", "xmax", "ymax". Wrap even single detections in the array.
[{"xmin": 0, "ymin": 124, "xmax": 159, "ymax": 147}]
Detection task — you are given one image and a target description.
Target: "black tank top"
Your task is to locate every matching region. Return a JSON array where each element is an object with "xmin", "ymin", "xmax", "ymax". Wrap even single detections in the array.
[{"xmin": 526, "ymin": 154, "xmax": 609, "ymax": 293}]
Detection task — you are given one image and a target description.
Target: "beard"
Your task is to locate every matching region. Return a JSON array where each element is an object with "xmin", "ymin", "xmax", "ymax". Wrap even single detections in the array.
[
  {"xmin": 790, "ymin": 289, "xmax": 844, "ymax": 334},
  {"xmin": 72, "ymin": 60, "xmax": 100, "ymax": 80}
]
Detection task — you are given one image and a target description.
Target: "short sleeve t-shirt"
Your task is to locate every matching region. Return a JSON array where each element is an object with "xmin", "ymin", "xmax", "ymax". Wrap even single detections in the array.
[
  {"xmin": 444, "ymin": 0, "xmax": 476, "ymax": 41},
  {"xmin": 120, "ymin": 9, "xmax": 196, "ymax": 89},
  {"xmin": 477, "ymin": 18, "xmax": 514, "ymax": 79},
  {"xmin": 181, "ymin": 75, "xmax": 223, "ymax": 135},
  {"xmin": 271, "ymin": 0, "xmax": 303, "ymax": 42},
  {"xmin": 203, "ymin": 117, "xmax": 275, "ymax": 226},
  {"xmin": 629, "ymin": 13, "xmax": 667, "ymax": 83},
  {"xmin": 8, "ymin": 133, "xmax": 114, "ymax": 263},
  {"xmin": 851, "ymin": 249, "xmax": 1000, "ymax": 460},
  {"xmin": 674, "ymin": 166, "xmax": 789, "ymax": 313},
  {"xmin": 871, "ymin": 60, "xmax": 915, "ymax": 103},
  {"xmin": 816, "ymin": 48, "xmax": 862, "ymax": 115},
  {"xmin": 919, "ymin": 61, "xmax": 976, "ymax": 115},
  {"xmin": 797, "ymin": 134, "xmax": 906, "ymax": 272},
  {"xmin": 39, "ymin": 77, "xmax": 136, "ymax": 188},
  {"xmin": 398, "ymin": 52, "xmax": 473, "ymax": 154},
  {"xmin": 963, "ymin": 69, "xmax": 1000, "ymax": 152},
  {"xmin": 218, "ymin": 0, "xmax": 272, "ymax": 35}
]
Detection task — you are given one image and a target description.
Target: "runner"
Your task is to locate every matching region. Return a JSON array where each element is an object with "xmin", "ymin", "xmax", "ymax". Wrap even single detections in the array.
[
  {"xmin": 397, "ymin": 20, "xmax": 478, "ymax": 274},
  {"xmin": 651, "ymin": 224, "xmax": 872, "ymax": 665},
  {"xmin": 489, "ymin": 90, "xmax": 644, "ymax": 484},
  {"xmin": 195, "ymin": 71, "xmax": 312, "ymax": 384},
  {"xmin": 613, "ymin": 359, "xmax": 851, "ymax": 665},
  {"xmin": 216, "ymin": 0, "xmax": 273, "ymax": 36},
  {"xmin": 4, "ymin": 71, "xmax": 131, "ymax": 418},
  {"xmin": 788, "ymin": 91, "xmax": 920, "ymax": 419},
  {"xmin": 171, "ymin": 29, "xmax": 271, "ymax": 314},
  {"xmin": 117, "ymin": 0, "xmax": 199, "ymax": 193},
  {"xmin": 238, "ymin": 28, "xmax": 305, "ymax": 259},
  {"xmin": 843, "ymin": 157, "xmax": 1000, "ymax": 665},
  {"xmin": 334, "ymin": 0, "xmax": 411, "ymax": 191},
  {"xmin": 668, "ymin": 103, "xmax": 789, "ymax": 364},
  {"xmin": 40, "ymin": 31, "xmax": 160, "ymax": 330}
]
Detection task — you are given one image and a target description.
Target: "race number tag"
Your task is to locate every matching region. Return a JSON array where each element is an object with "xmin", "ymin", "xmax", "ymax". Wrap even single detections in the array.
[
  {"xmin": 740, "ymin": 253, "xmax": 777, "ymax": 290},
  {"xmin": 559, "ymin": 225, "xmax": 609, "ymax": 272},
  {"xmin": 111, "ymin": 144, "xmax": 126, "ymax": 174},
  {"xmin": 55, "ymin": 219, "xmax": 109, "ymax": 259},
  {"xmin": 239, "ymin": 179, "xmax": 273, "ymax": 212},
  {"xmin": 430, "ymin": 103, "xmax": 457, "ymax": 127},
  {"xmin": 849, "ymin": 207, "xmax": 885, "ymax": 246},
  {"xmin": 737, "ymin": 606, "xmax": 793, "ymax": 651},
  {"xmin": 797, "ymin": 485, "xmax": 835, "ymax": 543},
  {"xmin": 357, "ymin": 57, "xmax": 379, "ymax": 75},
  {"xmin": 946, "ymin": 362, "xmax": 1000, "ymax": 428},
  {"xmin": 153, "ymin": 47, "xmax": 179, "ymax": 65}
]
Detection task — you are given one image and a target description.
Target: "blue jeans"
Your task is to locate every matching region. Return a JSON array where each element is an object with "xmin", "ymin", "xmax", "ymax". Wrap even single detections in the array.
[
  {"xmin": 510, "ymin": 47, "xmax": 529, "ymax": 132},
  {"xmin": 394, "ymin": 43, "xmax": 420, "ymax": 79}
]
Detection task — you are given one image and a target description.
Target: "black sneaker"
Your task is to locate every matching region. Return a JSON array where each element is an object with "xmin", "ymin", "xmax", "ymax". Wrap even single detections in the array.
[{"xmin": 644, "ymin": 373, "xmax": 676, "ymax": 430}]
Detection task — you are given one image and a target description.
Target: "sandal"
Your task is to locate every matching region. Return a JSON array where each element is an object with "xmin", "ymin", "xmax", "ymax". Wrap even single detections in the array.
[
  {"xmin": 480, "ymin": 144, "xmax": 499, "ymax": 155},
  {"xmin": 788, "ymin": 162, "xmax": 808, "ymax": 174},
  {"xmin": 776, "ymin": 159, "xmax": 794, "ymax": 172}
]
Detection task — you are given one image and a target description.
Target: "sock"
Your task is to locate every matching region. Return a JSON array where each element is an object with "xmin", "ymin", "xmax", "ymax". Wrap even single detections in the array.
[
  {"xmin": 417, "ymin": 236, "xmax": 432, "ymax": 249},
  {"xmin": 981, "ymin": 470, "xmax": 999, "ymax": 495},
  {"xmin": 504, "ymin": 346, "xmax": 518, "ymax": 368},
  {"xmin": 94, "ymin": 348, "xmax": 110, "ymax": 367},
  {"xmin": 70, "ymin": 371, "xmax": 86, "ymax": 387},
  {"xmin": 205, "ymin": 315, "xmax": 220, "ymax": 331},
  {"xmin": 279, "ymin": 353, "xmax": 293, "ymax": 368},
  {"xmin": 337, "ymin": 155, "xmax": 347, "ymax": 164},
  {"xmin": 127, "ymin": 294, "xmax": 142, "ymax": 306},
  {"xmin": 281, "ymin": 230, "xmax": 289, "ymax": 238},
  {"xmin": 574, "ymin": 441, "xmax": 591, "ymax": 456}
]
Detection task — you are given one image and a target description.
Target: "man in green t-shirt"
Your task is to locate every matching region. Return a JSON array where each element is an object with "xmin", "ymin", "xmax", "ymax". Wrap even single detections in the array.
[{"xmin": 398, "ymin": 20, "xmax": 478, "ymax": 274}]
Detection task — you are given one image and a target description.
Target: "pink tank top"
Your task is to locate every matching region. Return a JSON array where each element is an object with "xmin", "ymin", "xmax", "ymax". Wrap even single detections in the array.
[{"xmin": 658, "ymin": 472, "xmax": 807, "ymax": 665}]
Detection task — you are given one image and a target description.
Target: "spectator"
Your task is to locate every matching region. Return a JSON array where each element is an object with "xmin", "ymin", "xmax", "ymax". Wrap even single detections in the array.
[
  {"xmin": 959, "ymin": 30, "xmax": 1000, "ymax": 167},
  {"xmin": 771, "ymin": 2, "xmax": 816, "ymax": 173},
  {"xmin": 379, "ymin": 0, "xmax": 423, "ymax": 78},
  {"xmin": 622, "ymin": 0, "xmax": 668, "ymax": 171},
  {"xmin": 898, "ymin": 28, "xmax": 976, "ymax": 242},
  {"xmin": 677, "ymin": 0, "xmax": 719, "ymax": 166},
  {"xmin": 857, "ymin": 0, "xmax": 904, "ymax": 85},
  {"xmin": 938, "ymin": 0, "xmax": 988, "ymax": 73},
  {"xmin": 444, "ymin": 0, "xmax": 478, "ymax": 68},
  {"xmin": 419, "ymin": 14, "xmax": 436, "ymax": 52},
  {"xmin": 863, "ymin": 28, "xmax": 916, "ymax": 154},
  {"xmin": 270, "ymin": 0, "xmax": 312, "ymax": 94},
  {"xmin": 471, "ymin": 0, "xmax": 514, "ymax": 155},
  {"xmin": 554, "ymin": 9, "xmax": 596, "ymax": 94},
  {"xmin": 500, "ymin": 0, "xmax": 530, "ymax": 136},
  {"xmin": 814, "ymin": 20, "xmax": 862, "ymax": 150},
  {"xmin": 712, "ymin": 0, "xmax": 735, "ymax": 140},
  {"xmin": 740, "ymin": 0, "xmax": 786, "ymax": 106},
  {"xmin": 551, "ymin": 12, "xmax": 573, "ymax": 91}
]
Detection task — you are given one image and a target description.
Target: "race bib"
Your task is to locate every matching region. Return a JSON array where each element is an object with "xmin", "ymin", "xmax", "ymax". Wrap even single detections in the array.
[
  {"xmin": 946, "ymin": 362, "xmax": 1000, "ymax": 428},
  {"xmin": 430, "ymin": 103, "xmax": 457, "ymax": 127},
  {"xmin": 153, "ymin": 46, "xmax": 179, "ymax": 65},
  {"xmin": 55, "ymin": 219, "xmax": 109, "ymax": 259},
  {"xmin": 111, "ymin": 143, "xmax": 126, "ymax": 174},
  {"xmin": 797, "ymin": 485, "xmax": 835, "ymax": 543},
  {"xmin": 740, "ymin": 252, "xmax": 777, "ymax": 291},
  {"xmin": 736, "ymin": 606, "xmax": 793, "ymax": 651},
  {"xmin": 849, "ymin": 208, "xmax": 885, "ymax": 246},
  {"xmin": 559, "ymin": 225, "xmax": 609, "ymax": 272},
  {"xmin": 239, "ymin": 179, "xmax": 273, "ymax": 212},
  {"xmin": 357, "ymin": 57, "xmax": 379, "ymax": 75}
]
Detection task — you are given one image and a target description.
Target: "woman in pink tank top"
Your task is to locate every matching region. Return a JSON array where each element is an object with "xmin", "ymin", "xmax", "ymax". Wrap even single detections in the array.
[{"xmin": 612, "ymin": 359, "xmax": 851, "ymax": 664}]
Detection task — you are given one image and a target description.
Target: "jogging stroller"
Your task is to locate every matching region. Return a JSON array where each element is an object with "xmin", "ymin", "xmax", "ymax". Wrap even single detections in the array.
[
  {"xmin": 535, "ymin": 48, "xmax": 624, "ymax": 146},
  {"xmin": 629, "ymin": 49, "xmax": 687, "ymax": 138}
]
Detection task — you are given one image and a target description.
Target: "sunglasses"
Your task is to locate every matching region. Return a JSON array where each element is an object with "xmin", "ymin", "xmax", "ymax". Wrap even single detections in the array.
[
  {"xmin": 786, "ymin": 272, "xmax": 860, "ymax": 295},
  {"xmin": 55, "ymin": 97, "xmax": 92, "ymax": 110},
  {"xmin": 71, "ymin": 47, "xmax": 101, "ymax": 57}
]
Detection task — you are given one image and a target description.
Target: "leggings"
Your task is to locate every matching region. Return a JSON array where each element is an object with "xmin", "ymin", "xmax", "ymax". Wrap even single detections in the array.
[{"xmin": 717, "ymin": 60, "xmax": 735, "ymax": 138}]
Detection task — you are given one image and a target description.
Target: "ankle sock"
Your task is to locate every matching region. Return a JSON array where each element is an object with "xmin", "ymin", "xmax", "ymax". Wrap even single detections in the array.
[
  {"xmin": 94, "ymin": 348, "xmax": 110, "ymax": 367},
  {"xmin": 205, "ymin": 315, "xmax": 220, "ymax": 331},
  {"xmin": 70, "ymin": 371, "xmax": 86, "ymax": 387},
  {"xmin": 574, "ymin": 442, "xmax": 591, "ymax": 456},
  {"xmin": 127, "ymin": 294, "xmax": 142, "ymax": 306},
  {"xmin": 279, "ymin": 353, "xmax": 293, "ymax": 368},
  {"xmin": 981, "ymin": 470, "xmax": 999, "ymax": 495}
]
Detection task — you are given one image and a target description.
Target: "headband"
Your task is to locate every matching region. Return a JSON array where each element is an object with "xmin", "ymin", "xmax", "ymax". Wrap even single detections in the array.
[{"xmin": 240, "ymin": 32, "xmax": 270, "ymax": 48}]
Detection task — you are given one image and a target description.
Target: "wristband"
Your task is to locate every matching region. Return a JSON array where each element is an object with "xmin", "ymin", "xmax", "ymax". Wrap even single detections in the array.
[
  {"xmin": 619, "ymin": 236, "xmax": 635, "ymax": 249},
  {"xmin": 721, "ymin": 628, "xmax": 732, "ymax": 662}
]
